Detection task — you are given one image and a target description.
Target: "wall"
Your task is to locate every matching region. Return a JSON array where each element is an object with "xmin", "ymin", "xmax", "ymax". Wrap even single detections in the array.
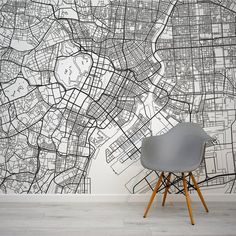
[{"xmin": 0, "ymin": 0, "xmax": 235, "ymax": 194}]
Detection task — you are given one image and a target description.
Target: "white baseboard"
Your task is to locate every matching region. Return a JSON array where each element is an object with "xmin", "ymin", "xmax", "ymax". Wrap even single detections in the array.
[{"xmin": 0, "ymin": 194, "xmax": 236, "ymax": 202}]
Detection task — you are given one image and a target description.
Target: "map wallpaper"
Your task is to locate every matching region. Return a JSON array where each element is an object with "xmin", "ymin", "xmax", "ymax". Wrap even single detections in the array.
[{"xmin": 0, "ymin": 0, "xmax": 236, "ymax": 194}]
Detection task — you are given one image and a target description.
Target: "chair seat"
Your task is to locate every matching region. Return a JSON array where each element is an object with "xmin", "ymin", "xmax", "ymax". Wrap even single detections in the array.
[{"xmin": 141, "ymin": 163, "xmax": 200, "ymax": 173}]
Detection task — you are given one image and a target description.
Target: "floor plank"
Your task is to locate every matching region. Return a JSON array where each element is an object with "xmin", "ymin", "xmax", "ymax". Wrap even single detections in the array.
[{"xmin": 0, "ymin": 201, "xmax": 235, "ymax": 236}]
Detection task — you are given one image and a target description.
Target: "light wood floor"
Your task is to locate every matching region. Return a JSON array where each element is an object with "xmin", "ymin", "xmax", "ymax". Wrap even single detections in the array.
[{"xmin": 0, "ymin": 201, "xmax": 236, "ymax": 236}]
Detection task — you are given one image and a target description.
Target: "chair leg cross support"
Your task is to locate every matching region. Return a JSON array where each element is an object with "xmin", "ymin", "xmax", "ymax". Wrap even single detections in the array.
[{"xmin": 143, "ymin": 172, "xmax": 209, "ymax": 225}]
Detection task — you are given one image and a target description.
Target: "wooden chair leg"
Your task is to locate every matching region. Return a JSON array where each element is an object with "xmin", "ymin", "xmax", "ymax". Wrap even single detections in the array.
[
  {"xmin": 143, "ymin": 172, "xmax": 164, "ymax": 218},
  {"xmin": 162, "ymin": 172, "xmax": 171, "ymax": 206},
  {"xmin": 189, "ymin": 172, "xmax": 209, "ymax": 212},
  {"xmin": 182, "ymin": 173, "xmax": 195, "ymax": 225}
]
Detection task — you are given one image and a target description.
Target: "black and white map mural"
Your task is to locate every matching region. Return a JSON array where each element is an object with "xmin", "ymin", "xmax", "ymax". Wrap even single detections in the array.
[{"xmin": 0, "ymin": 0, "xmax": 236, "ymax": 194}]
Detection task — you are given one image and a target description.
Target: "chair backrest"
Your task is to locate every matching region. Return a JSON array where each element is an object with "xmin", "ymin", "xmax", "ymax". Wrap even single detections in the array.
[
  {"xmin": 141, "ymin": 122, "xmax": 213, "ymax": 172},
  {"xmin": 166, "ymin": 122, "xmax": 212, "ymax": 141}
]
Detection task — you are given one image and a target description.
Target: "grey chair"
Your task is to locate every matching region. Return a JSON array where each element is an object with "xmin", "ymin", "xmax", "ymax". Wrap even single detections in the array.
[{"xmin": 141, "ymin": 122, "xmax": 215, "ymax": 225}]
